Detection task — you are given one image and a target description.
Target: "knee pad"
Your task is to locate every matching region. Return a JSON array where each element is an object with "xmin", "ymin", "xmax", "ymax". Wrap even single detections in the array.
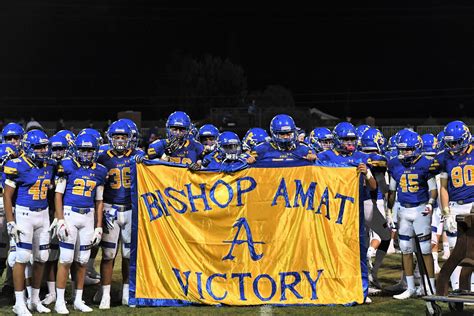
[
  {"xmin": 420, "ymin": 240, "xmax": 432, "ymax": 254},
  {"xmin": 399, "ymin": 239, "xmax": 414, "ymax": 254},
  {"xmin": 75, "ymin": 249, "xmax": 91, "ymax": 265},
  {"xmin": 59, "ymin": 248, "xmax": 74, "ymax": 265},
  {"xmin": 101, "ymin": 242, "xmax": 117, "ymax": 260},
  {"xmin": 15, "ymin": 249, "xmax": 32, "ymax": 264},
  {"xmin": 34, "ymin": 249, "xmax": 49, "ymax": 263},
  {"xmin": 7, "ymin": 252, "xmax": 16, "ymax": 268}
]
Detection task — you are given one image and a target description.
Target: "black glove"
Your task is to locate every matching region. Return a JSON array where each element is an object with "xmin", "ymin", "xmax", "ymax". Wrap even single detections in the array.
[
  {"xmin": 188, "ymin": 162, "xmax": 201, "ymax": 171},
  {"xmin": 165, "ymin": 137, "xmax": 181, "ymax": 155}
]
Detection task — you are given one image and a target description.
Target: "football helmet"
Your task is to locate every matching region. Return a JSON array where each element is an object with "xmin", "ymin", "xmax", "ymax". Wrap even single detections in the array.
[
  {"xmin": 118, "ymin": 118, "xmax": 139, "ymax": 149},
  {"xmin": 309, "ymin": 127, "xmax": 334, "ymax": 152},
  {"xmin": 396, "ymin": 130, "xmax": 422, "ymax": 164},
  {"xmin": 421, "ymin": 133, "xmax": 437, "ymax": 156},
  {"xmin": 107, "ymin": 120, "xmax": 132, "ymax": 152},
  {"xmin": 49, "ymin": 134, "xmax": 68, "ymax": 160},
  {"xmin": 242, "ymin": 127, "xmax": 270, "ymax": 151},
  {"xmin": 22, "ymin": 129, "xmax": 50, "ymax": 163},
  {"xmin": 443, "ymin": 120, "xmax": 471, "ymax": 154},
  {"xmin": 0, "ymin": 143, "xmax": 18, "ymax": 169},
  {"xmin": 198, "ymin": 124, "xmax": 219, "ymax": 150},
  {"xmin": 361, "ymin": 127, "xmax": 385, "ymax": 153},
  {"xmin": 74, "ymin": 134, "xmax": 99, "ymax": 166},
  {"xmin": 78, "ymin": 128, "xmax": 103, "ymax": 146},
  {"xmin": 2, "ymin": 122, "xmax": 24, "ymax": 148},
  {"xmin": 166, "ymin": 111, "xmax": 191, "ymax": 141},
  {"xmin": 218, "ymin": 131, "xmax": 242, "ymax": 161},
  {"xmin": 436, "ymin": 131, "xmax": 445, "ymax": 151},
  {"xmin": 269, "ymin": 114, "xmax": 297, "ymax": 150},
  {"xmin": 333, "ymin": 122, "xmax": 357, "ymax": 153}
]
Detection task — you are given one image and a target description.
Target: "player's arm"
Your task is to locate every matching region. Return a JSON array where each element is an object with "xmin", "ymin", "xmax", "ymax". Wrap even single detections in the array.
[
  {"xmin": 439, "ymin": 172, "xmax": 450, "ymax": 215},
  {"xmin": 3, "ymin": 183, "xmax": 15, "ymax": 223},
  {"xmin": 357, "ymin": 162, "xmax": 377, "ymax": 190},
  {"xmin": 55, "ymin": 178, "xmax": 66, "ymax": 220},
  {"xmin": 95, "ymin": 185, "xmax": 104, "ymax": 229},
  {"xmin": 386, "ymin": 176, "xmax": 397, "ymax": 210}
]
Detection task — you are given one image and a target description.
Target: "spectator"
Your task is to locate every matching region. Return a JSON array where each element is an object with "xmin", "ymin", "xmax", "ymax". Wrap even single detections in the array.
[{"xmin": 25, "ymin": 117, "xmax": 43, "ymax": 131}]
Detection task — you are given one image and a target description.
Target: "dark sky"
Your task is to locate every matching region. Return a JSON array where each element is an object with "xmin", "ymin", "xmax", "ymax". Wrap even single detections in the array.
[{"xmin": 1, "ymin": 1, "xmax": 474, "ymax": 120}]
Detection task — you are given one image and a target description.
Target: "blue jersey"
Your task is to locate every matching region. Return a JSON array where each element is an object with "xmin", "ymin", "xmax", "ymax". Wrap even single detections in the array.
[
  {"xmin": 3, "ymin": 155, "xmax": 55, "ymax": 209},
  {"xmin": 388, "ymin": 156, "xmax": 438, "ymax": 205},
  {"xmin": 437, "ymin": 145, "xmax": 474, "ymax": 203},
  {"xmin": 98, "ymin": 148, "xmax": 143, "ymax": 205},
  {"xmin": 98, "ymin": 144, "xmax": 111, "ymax": 155},
  {"xmin": 251, "ymin": 142, "xmax": 314, "ymax": 165},
  {"xmin": 202, "ymin": 151, "xmax": 250, "ymax": 172},
  {"xmin": 385, "ymin": 149, "xmax": 398, "ymax": 162},
  {"xmin": 58, "ymin": 158, "xmax": 108, "ymax": 208},
  {"xmin": 147, "ymin": 139, "xmax": 204, "ymax": 164},
  {"xmin": 317, "ymin": 149, "xmax": 371, "ymax": 167}
]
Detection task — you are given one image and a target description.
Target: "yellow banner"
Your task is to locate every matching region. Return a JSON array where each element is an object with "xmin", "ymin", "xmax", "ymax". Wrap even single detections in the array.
[{"xmin": 130, "ymin": 164, "xmax": 365, "ymax": 306}]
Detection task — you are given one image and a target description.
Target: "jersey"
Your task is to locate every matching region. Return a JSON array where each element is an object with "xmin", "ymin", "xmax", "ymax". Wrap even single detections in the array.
[
  {"xmin": 251, "ymin": 142, "xmax": 313, "ymax": 165},
  {"xmin": 316, "ymin": 149, "xmax": 371, "ymax": 167},
  {"xmin": 202, "ymin": 151, "xmax": 250, "ymax": 172},
  {"xmin": 98, "ymin": 144, "xmax": 111, "ymax": 155},
  {"xmin": 437, "ymin": 144, "xmax": 474, "ymax": 203},
  {"xmin": 98, "ymin": 148, "xmax": 143, "ymax": 205},
  {"xmin": 387, "ymin": 155, "xmax": 438, "ymax": 205},
  {"xmin": 385, "ymin": 149, "xmax": 398, "ymax": 162},
  {"xmin": 3, "ymin": 155, "xmax": 56, "ymax": 209},
  {"xmin": 58, "ymin": 158, "xmax": 108, "ymax": 208},
  {"xmin": 147, "ymin": 138, "xmax": 204, "ymax": 164}
]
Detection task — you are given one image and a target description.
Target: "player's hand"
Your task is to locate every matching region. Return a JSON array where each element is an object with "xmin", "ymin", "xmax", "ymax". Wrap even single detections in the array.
[
  {"xmin": 57, "ymin": 219, "xmax": 69, "ymax": 242},
  {"xmin": 444, "ymin": 215, "xmax": 457, "ymax": 233},
  {"xmin": 356, "ymin": 163, "xmax": 368, "ymax": 175},
  {"xmin": 422, "ymin": 203, "xmax": 433, "ymax": 216},
  {"xmin": 48, "ymin": 218, "xmax": 59, "ymax": 239},
  {"xmin": 134, "ymin": 154, "xmax": 145, "ymax": 164},
  {"xmin": 188, "ymin": 162, "xmax": 201, "ymax": 171},
  {"xmin": 246, "ymin": 156, "xmax": 256, "ymax": 164},
  {"xmin": 104, "ymin": 208, "xmax": 117, "ymax": 230},
  {"xmin": 304, "ymin": 153, "xmax": 317, "ymax": 161},
  {"xmin": 385, "ymin": 209, "xmax": 396, "ymax": 231},
  {"xmin": 165, "ymin": 136, "xmax": 180, "ymax": 155},
  {"xmin": 7, "ymin": 221, "xmax": 22, "ymax": 244},
  {"xmin": 92, "ymin": 227, "xmax": 103, "ymax": 247}
]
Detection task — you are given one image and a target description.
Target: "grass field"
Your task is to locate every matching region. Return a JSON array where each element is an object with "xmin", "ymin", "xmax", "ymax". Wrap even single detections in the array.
[{"xmin": 0, "ymin": 253, "xmax": 472, "ymax": 315}]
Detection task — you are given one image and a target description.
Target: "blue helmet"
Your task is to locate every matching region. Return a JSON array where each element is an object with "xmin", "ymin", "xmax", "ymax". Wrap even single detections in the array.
[
  {"xmin": 443, "ymin": 120, "xmax": 471, "ymax": 154},
  {"xmin": 107, "ymin": 120, "xmax": 132, "ymax": 152},
  {"xmin": 74, "ymin": 134, "xmax": 99, "ymax": 166},
  {"xmin": 0, "ymin": 143, "xmax": 19, "ymax": 168},
  {"xmin": 198, "ymin": 124, "xmax": 219, "ymax": 148},
  {"xmin": 189, "ymin": 123, "xmax": 199, "ymax": 141},
  {"xmin": 22, "ymin": 129, "xmax": 50, "ymax": 163},
  {"xmin": 309, "ymin": 127, "xmax": 334, "ymax": 152},
  {"xmin": 333, "ymin": 122, "xmax": 357, "ymax": 153},
  {"xmin": 360, "ymin": 127, "xmax": 385, "ymax": 152},
  {"xmin": 118, "ymin": 118, "xmax": 139, "ymax": 148},
  {"xmin": 387, "ymin": 135, "xmax": 397, "ymax": 151},
  {"xmin": 269, "ymin": 114, "xmax": 297, "ymax": 150},
  {"xmin": 421, "ymin": 133, "xmax": 437, "ymax": 156},
  {"xmin": 218, "ymin": 131, "xmax": 242, "ymax": 161},
  {"xmin": 166, "ymin": 111, "xmax": 191, "ymax": 140},
  {"xmin": 242, "ymin": 128, "xmax": 270, "ymax": 151},
  {"xmin": 49, "ymin": 134, "xmax": 69, "ymax": 160},
  {"xmin": 55, "ymin": 130, "xmax": 76, "ymax": 157},
  {"xmin": 2, "ymin": 123, "xmax": 25, "ymax": 148},
  {"xmin": 396, "ymin": 130, "xmax": 422, "ymax": 164},
  {"xmin": 78, "ymin": 128, "xmax": 103, "ymax": 146},
  {"xmin": 436, "ymin": 131, "xmax": 445, "ymax": 151}
]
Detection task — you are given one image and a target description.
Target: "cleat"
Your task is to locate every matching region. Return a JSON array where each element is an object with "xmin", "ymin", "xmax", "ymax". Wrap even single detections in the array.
[
  {"xmin": 99, "ymin": 296, "xmax": 110, "ymax": 310},
  {"xmin": 368, "ymin": 287, "xmax": 382, "ymax": 295},
  {"xmin": 30, "ymin": 301, "xmax": 51, "ymax": 313},
  {"xmin": 84, "ymin": 275, "xmax": 100, "ymax": 286},
  {"xmin": 41, "ymin": 293, "xmax": 56, "ymax": 305},
  {"xmin": 364, "ymin": 296, "xmax": 372, "ymax": 304},
  {"xmin": 393, "ymin": 288, "xmax": 417, "ymax": 300},
  {"xmin": 54, "ymin": 302, "xmax": 69, "ymax": 314},
  {"xmin": 74, "ymin": 300, "xmax": 93, "ymax": 312},
  {"xmin": 13, "ymin": 304, "xmax": 32, "ymax": 316},
  {"xmin": 122, "ymin": 290, "xmax": 129, "ymax": 306}
]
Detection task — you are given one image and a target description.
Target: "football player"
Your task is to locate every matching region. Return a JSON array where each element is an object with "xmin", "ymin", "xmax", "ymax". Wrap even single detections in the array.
[
  {"xmin": 96, "ymin": 120, "xmax": 144, "ymax": 309},
  {"xmin": 242, "ymin": 128, "xmax": 269, "ymax": 153},
  {"xmin": 202, "ymin": 131, "xmax": 249, "ymax": 173},
  {"xmin": 437, "ymin": 121, "xmax": 474, "ymax": 292},
  {"xmin": 308, "ymin": 127, "xmax": 334, "ymax": 153},
  {"xmin": 3, "ymin": 130, "xmax": 55, "ymax": 315},
  {"xmin": 386, "ymin": 130, "xmax": 438, "ymax": 299},
  {"xmin": 54, "ymin": 133, "xmax": 107, "ymax": 314},
  {"xmin": 2, "ymin": 123, "xmax": 25, "ymax": 150},
  {"xmin": 197, "ymin": 124, "xmax": 219, "ymax": 156}
]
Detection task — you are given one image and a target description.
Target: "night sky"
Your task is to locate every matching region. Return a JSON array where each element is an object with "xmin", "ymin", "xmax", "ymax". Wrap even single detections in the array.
[{"xmin": 1, "ymin": 2, "xmax": 474, "ymax": 121}]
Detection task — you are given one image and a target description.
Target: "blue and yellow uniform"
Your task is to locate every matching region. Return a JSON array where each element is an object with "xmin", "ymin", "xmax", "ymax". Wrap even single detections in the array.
[
  {"xmin": 251, "ymin": 141, "xmax": 313, "ymax": 166},
  {"xmin": 202, "ymin": 151, "xmax": 250, "ymax": 173},
  {"xmin": 316, "ymin": 149, "xmax": 371, "ymax": 167},
  {"xmin": 3, "ymin": 155, "xmax": 56, "ymax": 264},
  {"xmin": 147, "ymin": 138, "xmax": 203, "ymax": 164}
]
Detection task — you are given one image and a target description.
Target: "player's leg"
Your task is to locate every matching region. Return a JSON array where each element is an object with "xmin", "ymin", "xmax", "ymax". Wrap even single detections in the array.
[
  {"xmin": 413, "ymin": 205, "xmax": 435, "ymax": 295},
  {"xmin": 120, "ymin": 208, "xmax": 132, "ymax": 305}
]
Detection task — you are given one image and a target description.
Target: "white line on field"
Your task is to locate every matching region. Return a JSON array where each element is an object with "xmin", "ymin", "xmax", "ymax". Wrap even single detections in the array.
[{"xmin": 260, "ymin": 304, "xmax": 273, "ymax": 316}]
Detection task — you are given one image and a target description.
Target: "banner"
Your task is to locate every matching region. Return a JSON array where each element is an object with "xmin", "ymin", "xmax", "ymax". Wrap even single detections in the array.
[{"xmin": 130, "ymin": 162, "xmax": 367, "ymax": 306}]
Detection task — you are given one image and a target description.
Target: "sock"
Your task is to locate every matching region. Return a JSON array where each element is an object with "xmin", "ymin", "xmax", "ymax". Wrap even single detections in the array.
[
  {"xmin": 15, "ymin": 291, "xmax": 26, "ymax": 306},
  {"xmin": 406, "ymin": 275, "xmax": 415, "ymax": 290},
  {"xmin": 75, "ymin": 289, "xmax": 83, "ymax": 303},
  {"xmin": 367, "ymin": 246, "xmax": 376, "ymax": 258},
  {"xmin": 432, "ymin": 251, "xmax": 438, "ymax": 263},
  {"xmin": 26, "ymin": 286, "xmax": 32, "ymax": 299},
  {"xmin": 47, "ymin": 281, "xmax": 56, "ymax": 296},
  {"xmin": 102, "ymin": 284, "xmax": 111, "ymax": 298},
  {"xmin": 122, "ymin": 283, "xmax": 129, "ymax": 296},
  {"xmin": 443, "ymin": 242, "xmax": 450, "ymax": 254},
  {"xmin": 31, "ymin": 288, "xmax": 40, "ymax": 303},
  {"xmin": 56, "ymin": 288, "xmax": 65, "ymax": 304},
  {"xmin": 450, "ymin": 266, "xmax": 461, "ymax": 290}
]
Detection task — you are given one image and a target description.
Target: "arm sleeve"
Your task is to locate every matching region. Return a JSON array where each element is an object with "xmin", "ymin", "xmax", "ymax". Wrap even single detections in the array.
[
  {"xmin": 439, "ymin": 172, "xmax": 448, "ymax": 179},
  {"xmin": 55, "ymin": 178, "xmax": 66, "ymax": 194},
  {"xmin": 389, "ymin": 176, "xmax": 397, "ymax": 191},
  {"xmin": 428, "ymin": 177, "xmax": 437, "ymax": 191},
  {"xmin": 95, "ymin": 185, "xmax": 104, "ymax": 201}
]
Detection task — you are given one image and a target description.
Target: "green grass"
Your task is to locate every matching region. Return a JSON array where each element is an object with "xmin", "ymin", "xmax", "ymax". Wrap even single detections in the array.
[{"xmin": 0, "ymin": 253, "xmax": 472, "ymax": 315}]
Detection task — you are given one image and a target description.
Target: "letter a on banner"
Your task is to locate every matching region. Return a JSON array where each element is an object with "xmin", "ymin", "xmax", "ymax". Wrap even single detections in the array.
[{"xmin": 222, "ymin": 217, "xmax": 265, "ymax": 261}]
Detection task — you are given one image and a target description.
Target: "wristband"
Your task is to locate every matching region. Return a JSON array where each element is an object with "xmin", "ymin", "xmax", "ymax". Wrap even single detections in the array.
[{"xmin": 365, "ymin": 169, "xmax": 373, "ymax": 180}]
